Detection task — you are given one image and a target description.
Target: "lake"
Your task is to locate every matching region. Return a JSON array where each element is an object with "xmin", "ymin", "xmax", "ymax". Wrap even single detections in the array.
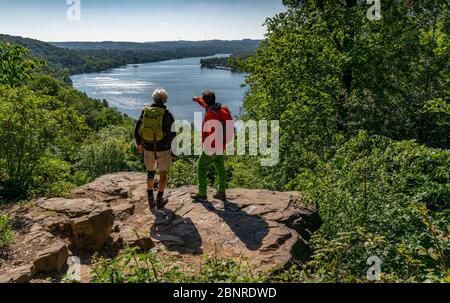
[{"xmin": 71, "ymin": 55, "xmax": 247, "ymax": 122}]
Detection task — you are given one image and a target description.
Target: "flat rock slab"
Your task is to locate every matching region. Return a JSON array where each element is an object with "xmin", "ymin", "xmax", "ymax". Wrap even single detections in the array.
[
  {"xmin": 73, "ymin": 173, "xmax": 321, "ymax": 272},
  {"xmin": 1, "ymin": 172, "xmax": 320, "ymax": 282},
  {"xmin": 39, "ymin": 198, "xmax": 105, "ymax": 218}
]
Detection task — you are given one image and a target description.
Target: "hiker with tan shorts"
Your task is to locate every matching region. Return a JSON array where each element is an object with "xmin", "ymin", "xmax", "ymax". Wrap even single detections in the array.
[{"xmin": 135, "ymin": 88, "xmax": 176, "ymax": 211}]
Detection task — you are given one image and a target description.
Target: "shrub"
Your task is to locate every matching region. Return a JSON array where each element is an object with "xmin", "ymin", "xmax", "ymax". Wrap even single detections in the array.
[
  {"xmin": 75, "ymin": 126, "xmax": 143, "ymax": 180},
  {"xmin": 0, "ymin": 85, "xmax": 83, "ymax": 199},
  {"xmin": 91, "ymin": 247, "xmax": 263, "ymax": 283},
  {"xmin": 91, "ymin": 247, "xmax": 187, "ymax": 283},
  {"xmin": 168, "ymin": 159, "xmax": 197, "ymax": 188},
  {"xmin": 30, "ymin": 158, "xmax": 75, "ymax": 198},
  {"xmin": 0, "ymin": 213, "xmax": 13, "ymax": 248},
  {"xmin": 298, "ymin": 132, "xmax": 450, "ymax": 281}
]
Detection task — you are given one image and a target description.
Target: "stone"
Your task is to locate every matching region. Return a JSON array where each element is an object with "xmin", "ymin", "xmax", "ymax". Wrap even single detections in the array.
[
  {"xmin": 37, "ymin": 198, "xmax": 114, "ymax": 251},
  {"xmin": 39, "ymin": 198, "xmax": 102, "ymax": 218},
  {"xmin": 117, "ymin": 225, "xmax": 155, "ymax": 251},
  {"xmin": 111, "ymin": 202, "xmax": 135, "ymax": 220},
  {"xmin": 0, "ymin": 264, "xmax": 35, "ymax": 283},
  {"xmin": 70, "ymin": 208, "xmax": 114, "ymax": 250},
  {"xmin": 33, "ymin": 240, "xmax": 69, "ymax": 273}
]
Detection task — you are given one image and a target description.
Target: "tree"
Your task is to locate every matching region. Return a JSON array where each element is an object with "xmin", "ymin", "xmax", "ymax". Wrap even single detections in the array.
[
  {"xmin": 242, "ymin": 0, "xmax": 449, "ymax": 188},
  {"xmin": 0, "ymin": 42, "xmax": 43, "ymax": 87},
  {"xmin": 0, "ymin": 86, "xmax": 66, "ymax": 197}
]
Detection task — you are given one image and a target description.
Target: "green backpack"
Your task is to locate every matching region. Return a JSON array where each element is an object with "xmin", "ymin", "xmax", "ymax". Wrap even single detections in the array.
[{"xmin": 139, "ymin": 107, "xmax": 166, "ymax": 144}]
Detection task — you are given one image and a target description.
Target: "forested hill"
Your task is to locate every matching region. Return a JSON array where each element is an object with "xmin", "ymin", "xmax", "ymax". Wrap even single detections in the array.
[
  {"xmin": 0, "ymin": 35, "xmax": 261, "ymax": 83},
  {"xmin": 50, "ymin": 39, "xmax": 261, "ymax": 53},
  {"xmin": 0, "ymin": 34, "xmax": 84, "ymax": 83}
]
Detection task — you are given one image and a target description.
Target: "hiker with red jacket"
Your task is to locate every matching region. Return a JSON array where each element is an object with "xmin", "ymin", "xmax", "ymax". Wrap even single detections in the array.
[{"xmin": 191, "ymin": 90, "xmax": 234, "ymax": 201}]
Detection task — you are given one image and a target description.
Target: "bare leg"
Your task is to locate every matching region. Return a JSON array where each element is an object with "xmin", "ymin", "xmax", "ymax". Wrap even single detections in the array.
[{"xmin": 158, "ymin": 171, "xmax": 168, "ymax": 193}]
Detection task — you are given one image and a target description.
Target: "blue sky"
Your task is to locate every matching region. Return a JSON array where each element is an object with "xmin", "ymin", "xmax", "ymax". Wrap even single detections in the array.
[{"xmin": 0, "ymin": 0, "xmax": 285, "ymax": 42}]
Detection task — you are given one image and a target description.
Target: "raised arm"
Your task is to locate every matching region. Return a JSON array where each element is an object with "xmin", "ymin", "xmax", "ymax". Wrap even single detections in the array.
[{"xmin": 193, "ymin": 97, "xmax": 207, "ymax": 109}]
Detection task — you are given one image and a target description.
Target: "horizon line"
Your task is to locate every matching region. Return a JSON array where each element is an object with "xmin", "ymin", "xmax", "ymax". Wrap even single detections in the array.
[
  {"xmin": 48, "ymin": 38, "xmax": 263, "ymax": 43},
  {"xmin": 0, "ymin": 33, "xmax": 263, "ymax": 44}
]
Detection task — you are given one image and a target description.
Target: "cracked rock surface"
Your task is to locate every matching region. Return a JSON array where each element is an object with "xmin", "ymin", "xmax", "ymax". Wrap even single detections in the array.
[{"xmin": 0, "ymin": 172, "xmax": 320, "ymax": 283}]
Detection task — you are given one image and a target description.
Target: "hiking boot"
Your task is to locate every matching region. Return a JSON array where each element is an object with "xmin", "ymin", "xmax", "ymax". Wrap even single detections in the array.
[
  {"xmin": 156, "ymin": 196, "xmax": 169, "ymax": 209},
  {"xmin": 147, "ymin": 190, "xmax": 156, "ymax": 210},
  {"xmin": 191, "ymin": 193, "xmax": 208, "ymax": 202},
  {"xmin": 213, "ymin": 191, "xmax": 227, "ymax": 201}
]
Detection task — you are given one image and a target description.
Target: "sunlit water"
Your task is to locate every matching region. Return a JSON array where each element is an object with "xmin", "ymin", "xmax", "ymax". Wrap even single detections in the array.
[{"xmin": 71, "ymin": 55, "xmax": 247, "ymax": 122}]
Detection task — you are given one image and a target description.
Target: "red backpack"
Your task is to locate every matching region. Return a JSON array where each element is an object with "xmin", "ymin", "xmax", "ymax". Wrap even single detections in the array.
[{"xmin": 208, "ymin": 105, "xmax": 235, "ymax": 145}]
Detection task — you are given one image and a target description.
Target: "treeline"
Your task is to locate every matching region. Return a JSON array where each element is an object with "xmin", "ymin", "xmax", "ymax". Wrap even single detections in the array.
[
  {"xmin": 50, "ymin": 39, "xmax": 261, "ymax": 53},
  {"xmin": 200, "ymin": 54, "xmax": 251, "ymax": 72},
  {"xmin": 0, "ymin": 35, "xmax": 260, "ymax": 84}
]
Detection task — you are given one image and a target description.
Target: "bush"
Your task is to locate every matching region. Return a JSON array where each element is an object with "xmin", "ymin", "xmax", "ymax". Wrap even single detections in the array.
[
  {"xmin": 75, "ymin": 126, "xmax": 143, "ymax": 180},
  {"xmin": 91, "ymin": 247, "xmax": 262, "ymax": 283},
  {"xmin": 0, "ymin": 85, "xmax": 83, "ymax": 199},
  {"xmin": 227, "ymin": 156, "xmax": 279, "ymax": 190},
  {"xmin": 0, "ymin": 213, "xmax": 13, "ymax": 248},
  {"xmin": 298, "ymin": 132, "xmax": 450, "ymax": 281},
  {"xmin": 30, "ymin": 158, "xmax": 75, "ymax": 198},
  {"xmin": 168, "ymin": 159, "xmax": 197, "ymax": 188}
]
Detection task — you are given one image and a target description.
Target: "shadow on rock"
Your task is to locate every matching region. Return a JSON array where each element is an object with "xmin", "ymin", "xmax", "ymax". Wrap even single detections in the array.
[
  {"xmin": 198, "ymin": 199, "xmax": 269, "ymax": 251},
  {"xmin": 150, "ymin": 208, "xmax": 203, "ymax": 255}
]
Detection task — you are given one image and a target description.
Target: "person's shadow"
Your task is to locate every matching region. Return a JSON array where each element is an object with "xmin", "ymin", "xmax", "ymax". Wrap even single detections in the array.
[
  {"xmin": 150, "ymin": 208, "xmax": 203, "ymax": 255},
  {"xmin": 196, "ymin": 198, "xmax": 269, "ymax": 251}
]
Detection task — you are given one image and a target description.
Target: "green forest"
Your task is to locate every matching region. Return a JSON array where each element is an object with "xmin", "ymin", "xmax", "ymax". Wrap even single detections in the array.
[
  {"xmin": 200, "ymin": 54, "xmax": 251, "ymax": 72},
  {"xmin": 0, "ymin": 35, "xmax": 260, "ymax": 84},
  {"xmin": 1, "ymin": 0, "xmax": 449, "ymax": 283}
]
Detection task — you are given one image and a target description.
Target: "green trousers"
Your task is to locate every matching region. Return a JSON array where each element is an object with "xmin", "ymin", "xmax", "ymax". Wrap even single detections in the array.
[{"xmin": 198, "ymin": 152, "xmax": 226, "ymax": 196}]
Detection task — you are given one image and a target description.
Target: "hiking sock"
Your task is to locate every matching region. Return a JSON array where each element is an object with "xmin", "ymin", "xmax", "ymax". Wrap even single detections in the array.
[
  {"xmin": 157, "ymin": 191, "xmax": 164, "ymax": 200},
  {"xmin": 156, "ymin": 191, "xmax": 169, "ymax": 208},
  {"xmin": 147, "ymin": 190, "xmax": 156, "ymax": 208}
]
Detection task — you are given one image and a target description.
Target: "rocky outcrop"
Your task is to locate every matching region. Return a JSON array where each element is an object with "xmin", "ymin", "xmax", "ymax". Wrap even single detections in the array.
[
  {"xmin": 0, "ymin": 172, "xmax": 320, "ymax": 283},
  {"xmin": 0, "ymin": 264, "xmax": 35, "ymax": 284},
  {"xmin": 0, "ymin": 227, "xmax": 69, "ymax": 283},
  {"xmin": 37, "ymin": 198, "xmax": 114, "ymax": 250}
]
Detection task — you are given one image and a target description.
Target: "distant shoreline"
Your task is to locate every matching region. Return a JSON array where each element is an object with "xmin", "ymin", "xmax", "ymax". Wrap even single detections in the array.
[{"xmin": 70, "ymin": 54, "xmax": 234, "ymax": 77}]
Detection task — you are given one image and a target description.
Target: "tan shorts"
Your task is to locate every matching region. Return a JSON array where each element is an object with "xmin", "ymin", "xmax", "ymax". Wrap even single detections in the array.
[{"xmin": 144, "ymin": 150, "xmax": 172, "ymax": 172}]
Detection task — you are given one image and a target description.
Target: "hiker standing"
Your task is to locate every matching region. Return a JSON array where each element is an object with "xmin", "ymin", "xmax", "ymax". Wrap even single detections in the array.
[
  {"xmin": 191, "ymin": 90, "xmax": 234, "ymax": 201},
  {"xmin": 135, "ymin": 88, "xmax": 176, "ymax": 210}
]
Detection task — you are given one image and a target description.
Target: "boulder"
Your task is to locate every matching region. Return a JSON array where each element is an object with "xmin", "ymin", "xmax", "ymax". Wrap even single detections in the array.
[
  {"xmin": 115, "ymin": 225, "xmax": 155, "ymax": 251},
  {"xmin": 38, "ymin": 198, "xmax": 114, "ymax": 250},
  {"xmin": 71, "ymin": 173, "xmax": 144, "ymax": 203},
  {"xmin": 111, "ymin": 202, "xmax": 135, "ymax": 220},
  {"xmin": 0, "ymin": 264, "xmax": 35, "ymax": 283},
  {"xmin": 0, "ymin": 231, "xmax": 68, "ymax": 283},
  {"xmin": 33, "ymin": 240, "xmax": 69, "ymax": 273}
]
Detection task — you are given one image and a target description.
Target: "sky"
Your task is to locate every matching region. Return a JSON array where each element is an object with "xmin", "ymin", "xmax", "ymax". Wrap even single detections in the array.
[{"xmin": 0, "ymin": 0, "xmax": 285, "ymax": 42}]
